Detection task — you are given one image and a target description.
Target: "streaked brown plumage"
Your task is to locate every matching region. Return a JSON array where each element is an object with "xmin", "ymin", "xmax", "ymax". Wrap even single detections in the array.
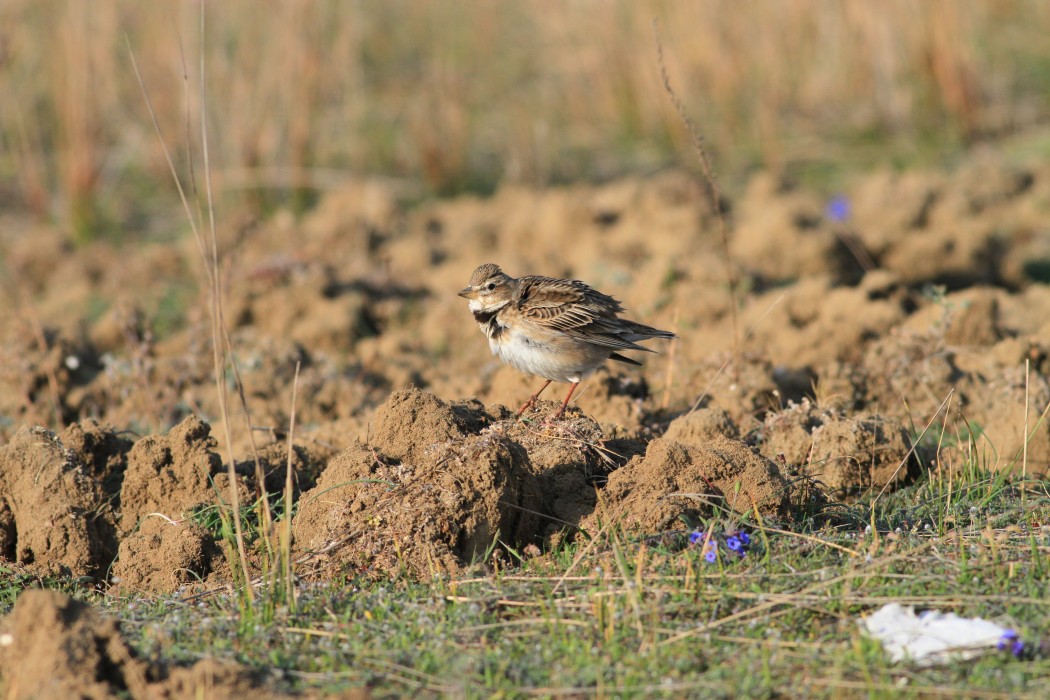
[{"xmin": 458, "ymin": 263, "xmax": 675, "ymax": 419}]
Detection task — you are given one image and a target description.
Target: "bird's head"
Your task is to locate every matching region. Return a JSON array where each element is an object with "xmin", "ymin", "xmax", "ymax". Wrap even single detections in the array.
[{"xmin": 458, "ymin": 263, "xmax": 514, "ymax": 310}]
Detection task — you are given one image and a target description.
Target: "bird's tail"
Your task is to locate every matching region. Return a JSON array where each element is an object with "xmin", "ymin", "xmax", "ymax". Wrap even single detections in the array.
[{"xmin": 623, "ymin": 320, "xmax": 676, "ymax": 342}]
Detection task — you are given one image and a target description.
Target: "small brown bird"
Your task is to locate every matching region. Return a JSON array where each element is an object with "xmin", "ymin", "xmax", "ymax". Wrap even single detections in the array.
[{"xmin": 458, "ymin": 263, "xmax": 675, "ymax": 419}]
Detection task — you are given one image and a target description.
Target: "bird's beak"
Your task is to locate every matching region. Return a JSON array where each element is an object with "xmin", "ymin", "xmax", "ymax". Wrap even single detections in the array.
[{"xmin": 458, "ymin": 286, "xmax": 477, "ymax": 300}]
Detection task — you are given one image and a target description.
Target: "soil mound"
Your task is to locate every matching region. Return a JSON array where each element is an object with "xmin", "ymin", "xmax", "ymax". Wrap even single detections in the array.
[
  {"xmin": 0, "ymin": 589, "xmax": 282, "ymax": 700},
  {"xmin": 664, "ymin": 408, "xmax": 741, "ymax": 444},
  {"xmin": 111, "ymin": 516, "xmax": 220, "ymax": 594},
  {"xmin": 60, "ymin": 419, "xmax": 133, "ymax": 502},
  {"xmin": 759, "ymin": 401, "xmax": 913, "ymax": 494},
  {"xmin": 296, "ymin": 387, "xmax": 797, "ymax": 579},
  {"xmin": 369, "ymin": 388, "xmax": 491, "ymax": 465},
  {"xmin": 0, "ymin": 426, "xmax": 116, "ymax": 578},
  {"xmin": 505, "ymin": 404, "xmax": 612, "ymax": 534},
  {"xmin": 295, "ymin": 389, "xmax": 544, "ymax": 578},
  {"xmin": 0, "ymin": 589, "xmax": 152, "ymax": 700},
  {"xmin": 119, "ymin": 415, "xmax": 224, "ymax": 532},
  {"xmin": 967, "ymin": 366, "xmax": 1050, "ymax": 475},
  {"xmin": 592, "ymin": 434, "xmax": 792, "ymax": 533}
]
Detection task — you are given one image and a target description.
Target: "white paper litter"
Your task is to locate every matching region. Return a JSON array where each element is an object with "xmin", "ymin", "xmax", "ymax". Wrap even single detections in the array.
[{"xmin": 859, "ymin": 603, "xmax": 1010, "ymax": 666}]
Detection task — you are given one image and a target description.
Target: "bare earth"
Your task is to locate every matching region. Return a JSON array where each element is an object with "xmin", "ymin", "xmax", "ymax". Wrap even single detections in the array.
[{"xmin": 1, "ymin": 149, "xmax": 1049, "ymax": 695}]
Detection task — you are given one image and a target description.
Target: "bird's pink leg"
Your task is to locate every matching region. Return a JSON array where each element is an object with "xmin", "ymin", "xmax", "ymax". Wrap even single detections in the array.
[
  {"xmin": 551, "ymin": 381, "xmax": 580, "ymax": 420},
  {"xmin": 516, "ymin": 379, "xmax": 553, "ymax": 417}
]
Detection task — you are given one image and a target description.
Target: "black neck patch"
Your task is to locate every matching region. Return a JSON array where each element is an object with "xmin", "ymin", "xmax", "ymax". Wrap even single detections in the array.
[
  {"xmin": 472, "ymin": 308, "xmax": 498, "ymax": 325},
  {"xmin": 472, "ymin": 308, "xmax": 504, "ymax": 340}
]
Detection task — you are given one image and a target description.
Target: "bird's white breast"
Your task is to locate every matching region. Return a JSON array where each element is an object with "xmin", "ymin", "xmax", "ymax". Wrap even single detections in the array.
[{"xmin": 490, "ymin": 327, "xmax": 592, "ymax": 383}]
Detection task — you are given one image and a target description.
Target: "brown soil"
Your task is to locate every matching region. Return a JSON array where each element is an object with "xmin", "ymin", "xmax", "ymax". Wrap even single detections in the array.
[
  {"xmin": 112, "ymin": 516, "xmax": 221, "ymax": 594},
  {"xmin": 119, "ymin": 415, "xmax": 224, "ymax": 533},
  {"xmin": 0, "ymin": 589, "xmax": 286, "ymax": 700},
  {"xmin": 596, "ymin": 434, "xmax": 793, "ymax": 531},
  {"xmin": 758, "ymin": 401, "xmax": 914, "ymax": 495},
  {"xmin": 294, "ymin": 388, "xmax": 603, "ymax": 578},
  {"xmin": 0, "ymin": 426, "xmax": 116, "ymax": 578},
  {"xmin": 1, "ymin": 152, "xmax": 1049, "ymax": 691}
]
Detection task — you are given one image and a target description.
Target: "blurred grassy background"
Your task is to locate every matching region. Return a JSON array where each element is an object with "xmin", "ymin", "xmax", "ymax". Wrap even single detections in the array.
[{"xmin": 1, "ymin": 0, "xmax": 1049, "ymax": 242}]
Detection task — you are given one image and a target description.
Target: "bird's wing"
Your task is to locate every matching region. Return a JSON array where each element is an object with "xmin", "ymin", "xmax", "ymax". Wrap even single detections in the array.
[{"xmin": 517, "ymin": 276, "xmax": 654, "ymax": 352}]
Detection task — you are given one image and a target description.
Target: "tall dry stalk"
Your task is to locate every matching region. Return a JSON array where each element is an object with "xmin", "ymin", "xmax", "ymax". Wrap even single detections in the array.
[
  {"xmin": 653, "ymin": 23, "xmax": 739, "ymax": 362},
  {"xmin": 280, "ymin": 362, "xmax": 302, "ymax": 611},
  {"xmin": 128, "ymin": 4, "xmax": 254, "ymax": 601}
]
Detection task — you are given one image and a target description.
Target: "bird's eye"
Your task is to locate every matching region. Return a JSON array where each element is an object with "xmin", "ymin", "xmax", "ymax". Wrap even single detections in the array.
[{"xmin": 486, "ymin": 282, "xmax": 496, "ymax": 291}]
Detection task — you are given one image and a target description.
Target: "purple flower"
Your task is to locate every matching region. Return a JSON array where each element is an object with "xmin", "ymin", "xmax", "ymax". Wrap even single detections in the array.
[
  {"xmin": 739, "ymin": 531, "xmax": 751, "ymax": 546},
  {"xmin": 689, "ymin": 530, "xmax": 704, "ymax": 545},
  {"xmin": 703, "ymin": 541, "xmax": 718, "ymax": 563},
  {"xmin": 825, "ymin": 195, "xmax": 851, "ymax": 223},
  {"xmin": 726, "ymin": 536, "xmax": 743, "ymax": 552},
  {"xmin": 998, "ymin": 630, "xmax": 1022, "ymax": 657}
]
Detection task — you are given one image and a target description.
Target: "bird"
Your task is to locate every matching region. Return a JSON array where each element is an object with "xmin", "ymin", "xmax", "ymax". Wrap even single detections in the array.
[{"xmin": 458, "ymin": 263, "xmax": 676, "ymax": 420}]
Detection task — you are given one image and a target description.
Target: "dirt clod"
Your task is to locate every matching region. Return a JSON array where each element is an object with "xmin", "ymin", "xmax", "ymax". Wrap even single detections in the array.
[
  {"xmin": 760, "ymin": 402, "xmax": 913, "ymax": 494},
  {"xmin": 664, "ymin": 408, "xmax": 741, "ymax": 445},
  {"xmin": 0, "ymin": 589, "xmax": 282, "ymax": 700},
  {"xmin": 595, "ymin": 435, "xmax": 792, "ymax": 533},
  {"xmin": 60, "ymin": 419, "xmax": 133, "ymax": 503},
  {"xmin": 369, "ymin": 387, "xmax": 491, "ymax": 466},
  {"xmin": 119, "ymin": 415, "xmax": 223, "ymax": 532},
  {"xmin": 0, "ymin": 589, "xmax": 152, "ymax": 700},
  {"xmin": 111, "ymin": 516, "xmax": 219, "ymax": 594},
  {"xmin": 295, "ymin": 413, "xmax": 544, "ymax": 578},
  {"xmin": 0, "ymin": 426, "xmax": 116, "ymax": 578},
  {"xmin": 295, "ymin": 393, "xmax": 626, "ymax": 578}
]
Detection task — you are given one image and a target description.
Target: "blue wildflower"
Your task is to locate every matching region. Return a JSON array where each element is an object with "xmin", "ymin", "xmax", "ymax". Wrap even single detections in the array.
[
  {"xmin": 689, "ymin": 530, "xmax": 704, "ymax": 545},
  {"xmin": 825, "ymin": 195, "xmax": 851, "ymax": 223},
  {"xmin": 726, "ymin": 536, "xmax": 742, "ymax": 552},
  {"xmin": 703, "ymin": 541, "xmax": 718, "ymax": 563},
  {"xmin": 739, "ymin": 531, "xmax": 751, "ymax": 546},
  {"xmin": 998, "ymin": 630, "xmax": 1024, "ymax": 658}
]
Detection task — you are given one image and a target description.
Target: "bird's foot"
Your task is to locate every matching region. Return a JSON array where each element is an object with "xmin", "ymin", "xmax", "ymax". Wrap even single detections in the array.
[
  {"xmin": 516, "ymin": 379, "xmax": 553, "ymax": 419},
  {"xmin": 515, "ymin": 398, "xmax": 537, "ymax": 418}
]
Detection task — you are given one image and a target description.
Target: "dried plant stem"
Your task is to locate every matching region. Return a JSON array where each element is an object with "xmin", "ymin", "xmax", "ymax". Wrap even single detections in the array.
[
  {"xmin": 653, "ymin": 21, "xmax": 740, "ymax": 365},
  {"xmin": 126, "ymin": 3, "xmax": 253, "ymax": 599},
  {"xmin": 940, "ymin": 392, "xmax": 955, "ymax": 514},
  {"xmin": 661, "ymin": 307, "xmax": 680, "ymax": 411},
  {"xmin": 872, "ymin": 389, "xmax": 955, "ymax": 506},
  {"xmin": 196, "ymin": 5, "xmax": 252, "ymax": 601},
  {"xmin": 222, "ymin": 322, "xmax": 272, "ymax": 531},
  {"xmin": 1022, "ymin": 358, "xmax": 1029, "ymax": 510},
  {"xmin": 282, "ymin": 361, "xmax": 302, "ymax": 610}
]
